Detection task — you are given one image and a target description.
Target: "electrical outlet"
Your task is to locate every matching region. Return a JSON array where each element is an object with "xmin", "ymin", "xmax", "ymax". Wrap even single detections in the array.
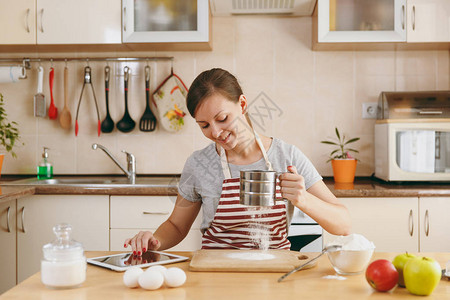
[{"xmin": 362, "ymin": 102, "xmax": 378, "ymax": 119}]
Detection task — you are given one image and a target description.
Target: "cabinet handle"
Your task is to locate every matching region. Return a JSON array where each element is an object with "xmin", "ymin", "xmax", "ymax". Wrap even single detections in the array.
[
  {"xmin": 39, "ymin": 8, "xmax": 44, "ymax": 33},
  {"xmin": 123, "ymin": 7, "xmax": 127, "ymax": 32},
  {"xmin": 408, "ymin": 209, "xmax": 414, "ymax": 236},
  {"xmin": 6, "ymin": 206, "xmax": 11, "ymax": 233},
  {"xmin": 21, "ymin": 206, "xmax": 26, "ymax": 233},
  {"xmin": 412, "ymin": 6, "xmax": 416, "ymax": 31},
  {"xmin": 142, "ymin": 211, "xmax": 169, "ymax": 215},
  {"xmin": 25, "ymin": 8, "xmax": 30, "ymax": 33},
  {"xmin": 401, "ymin": 5, "xmax": 405, "ymax": 30},
  {"xmin": 424, "ymin": 209, "xmax": 429, "ymax": 237}
]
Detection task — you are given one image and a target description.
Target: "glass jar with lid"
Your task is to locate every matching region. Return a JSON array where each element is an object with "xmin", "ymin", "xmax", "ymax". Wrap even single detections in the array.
[{"xmin": 41, "ymin": 223, "xmax": 86, "ymax": 289}]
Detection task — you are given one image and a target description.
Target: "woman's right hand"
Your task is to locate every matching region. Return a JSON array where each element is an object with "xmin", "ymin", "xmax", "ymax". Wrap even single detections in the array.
[{"xmin": 124, "ymin": 231, "xmax": 161, "ymax": 256}]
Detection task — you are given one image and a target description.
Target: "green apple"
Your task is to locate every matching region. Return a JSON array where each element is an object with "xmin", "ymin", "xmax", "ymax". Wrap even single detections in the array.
[
  {"xmin": 404, "ymin": 256, "xmax": 442, "ymax": 296},
  {"xmin": 392, "ymin": 252, "xmax": 416, "ymax": 287}
]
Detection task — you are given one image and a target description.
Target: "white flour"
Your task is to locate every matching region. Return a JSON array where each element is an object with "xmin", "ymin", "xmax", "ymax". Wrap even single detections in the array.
[
  {"xmin": 226, "ymin": 252, "xmax": 275, "ymax": 261},
  {"xmin": 248, "ymin": 206, "xmax": 271, "ymax": 250},
  {"xmin": 322, "ymin": 275, "xmax": 347, "ymax": 280},
  {"xmin": 326, "ymin": 233, "xmax": 375, "ymax": 250}
]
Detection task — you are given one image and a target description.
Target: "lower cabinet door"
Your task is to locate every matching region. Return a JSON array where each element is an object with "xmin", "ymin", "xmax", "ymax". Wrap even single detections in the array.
[
  {"xmin": 0, "ymin": 199, "xmax": 16, "ymax": 294},
  {"xmin": 110, "ymin": 229, "xmax": 202, "ymax": 252},
  {"xmin": 16, "ymin": 195, "xmax": 109, "ymax": 283},
  {"xmin": 419, "ymin": 197, "xmax": 450, "ymax": 252},
  {"xmin": 324, "ymin": 197, "xmax": 419, "ymax": 252}
]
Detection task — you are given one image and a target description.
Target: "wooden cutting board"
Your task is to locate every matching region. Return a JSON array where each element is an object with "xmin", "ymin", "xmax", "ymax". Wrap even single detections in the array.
[{"xmin": 189, "ymin": 250, "xmax": 317, "ymax": 272}]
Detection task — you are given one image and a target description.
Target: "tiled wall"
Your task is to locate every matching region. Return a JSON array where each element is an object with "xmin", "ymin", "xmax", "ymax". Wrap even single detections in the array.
[{"xmin": 0, "ymin": 16, "xmax": 449, "ymax": 177}]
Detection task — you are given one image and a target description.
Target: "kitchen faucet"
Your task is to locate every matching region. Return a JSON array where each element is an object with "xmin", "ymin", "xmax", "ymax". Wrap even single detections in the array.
[{"xmin": 91, "ymin": 143, "xmax": 136, "ymax": 183}]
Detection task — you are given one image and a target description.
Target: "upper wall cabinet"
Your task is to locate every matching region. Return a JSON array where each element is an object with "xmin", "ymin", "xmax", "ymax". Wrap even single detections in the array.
[
  {"xmin": 317, "ymin": 0, "xmax": 406, "ymax": 43},
  {"xmin": 37, "ymin": 0, "xmax": 121, "ymax": 44},
  {"xmin": 0, "ymin": 0, "xmax": 121, "ymax": 45},
  {"xmin": 122, "ymin": 0, "xmax": 209, "ymax": 43},
  {"xmin": 0, "ymin": 0, "xmax": 36, "ymax": 44},
  {"xmin": 316, "ymin": 0, "xmax": 450, "ymax": 45},
  {"xmin": 407, "ymin": 0, "xmax": 450, "ymax": 42}
]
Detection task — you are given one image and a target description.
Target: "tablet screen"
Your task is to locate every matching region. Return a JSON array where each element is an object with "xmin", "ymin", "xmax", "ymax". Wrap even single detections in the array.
[{"xmin": 87, "ymin": 251, "xmax": 188, "ymax": 271}]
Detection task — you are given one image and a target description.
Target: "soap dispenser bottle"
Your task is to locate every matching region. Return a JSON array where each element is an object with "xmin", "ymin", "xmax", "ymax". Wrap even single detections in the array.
[{"xmin": 37, "ymin": 147, "xmax": 53, "ymax": 180}]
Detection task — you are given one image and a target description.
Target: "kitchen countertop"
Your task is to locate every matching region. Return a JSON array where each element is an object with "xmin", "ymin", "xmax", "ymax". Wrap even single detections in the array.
[
  {"xmin": 324, "ymin": 177, "xmax": 450, "ymax": 197},
  {"xmin": 2, "ymin": 176, "xmax": 450, "ymax": 201},
  {"xmin": 0, "ymin": 186, "xmax": 35, "ymax": 204},
  {"xmin": 0, "ymin": 251, "xmax": 448, "ymax": 299}
]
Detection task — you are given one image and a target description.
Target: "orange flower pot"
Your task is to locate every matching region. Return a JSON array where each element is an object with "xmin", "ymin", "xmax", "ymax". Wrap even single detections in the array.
[
  {"xmin": 0, "ymin": 154, "xmax": 4, "ymax": 177},
  {"xmin": 331, "ymin": 159, "xmax": 357, "ymax": 183}
]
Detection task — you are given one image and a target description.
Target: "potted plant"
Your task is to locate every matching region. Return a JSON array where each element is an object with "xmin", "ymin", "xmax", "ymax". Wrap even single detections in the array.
[
  {"xmin": 321, "ymin": 127, "xmax": 360, "ymax": 183},
  {"xmin": 0, "ymin": 93, "xmax": 21, "ymax": 175}
]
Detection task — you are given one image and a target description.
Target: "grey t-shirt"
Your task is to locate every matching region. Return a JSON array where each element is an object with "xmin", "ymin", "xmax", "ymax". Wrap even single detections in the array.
[{"xmin": 178, "ymin": 138, "xmax": 323, "ymax": 233}]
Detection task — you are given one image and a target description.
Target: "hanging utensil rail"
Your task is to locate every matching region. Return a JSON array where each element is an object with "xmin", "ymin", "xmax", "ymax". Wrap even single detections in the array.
[{"xmin": 0, "ymin": 57, "xmax": 174, "ymax": 69}]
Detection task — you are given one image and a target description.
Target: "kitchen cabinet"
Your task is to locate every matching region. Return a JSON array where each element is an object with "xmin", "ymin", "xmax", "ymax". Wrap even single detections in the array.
[
  {"xmin": 315, "ymin": 0, "xmax": 450, "ymax": 45},
  {"xmin": 406, "ymin": 0, "xmax": 450, "ymax": 42},
  {"xmin": 36, "ymin": 0, "xmax": 121, "ymax": 44},
  {"xmin": 0, "ymin": 199, "xmax": 17, "ymax": 295},
  {"xmin": 0, "ymin": 0, "xmax": 121, "ymax": 45},
  {"xmin": 0, "ymin": 0, "xmax": 36, "ymax": 44},
  {"xmin": 324, "ymin": 196, "xmax": 450, "ymax": 252},
  {"xmin": 324, "ymin": 197, "xmax": 419, "ymax": 252},
  {"xmin": 419, "ymin": 197, "xmax": 450, "ymax": 252},
  {"xmin": 317, "ymin": 0, "xmax": 407, "ymax": 43},
  {"xmin": 110, "ymin": 196, "xmax": 202, "ymax": 251},
  {"xmin": 122, "ymin": 0, "xmax": 209, "ymax": 43},
  {"xmin": 16, "ymin": 195, "xmax": 109, "ymax": 283}
]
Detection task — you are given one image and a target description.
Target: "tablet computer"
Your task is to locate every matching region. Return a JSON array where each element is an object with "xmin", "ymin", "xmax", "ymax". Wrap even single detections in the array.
[{"xmin": 87, "ymin": 251, "xmax": 189, "ymax": 272}]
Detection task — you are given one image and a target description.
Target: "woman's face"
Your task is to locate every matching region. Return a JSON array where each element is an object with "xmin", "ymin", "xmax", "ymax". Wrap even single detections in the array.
[{"xmin": 195, "ymin": 93, "xmax": 249, "ymax": 151}]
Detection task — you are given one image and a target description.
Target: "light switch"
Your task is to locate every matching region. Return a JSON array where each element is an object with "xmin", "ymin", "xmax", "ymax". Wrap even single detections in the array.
[{"xmin": 362, "ymin": 102, "xmax": 378, "ymax": 119}]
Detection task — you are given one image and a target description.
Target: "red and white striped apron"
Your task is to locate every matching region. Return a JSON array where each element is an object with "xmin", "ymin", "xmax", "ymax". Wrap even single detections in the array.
[{"xmin": 202, "ymin": 133, "xmax": 291, "ymax": 250}]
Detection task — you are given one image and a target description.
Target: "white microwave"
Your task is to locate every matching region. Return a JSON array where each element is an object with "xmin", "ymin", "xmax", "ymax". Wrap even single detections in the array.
[
  {"xmin": 374, "ymin": 90, "xmax": 450, "ymax": 182},
  {"xmin": 375, "ymin": 121, "xmax": 450, "ymax": 182}
]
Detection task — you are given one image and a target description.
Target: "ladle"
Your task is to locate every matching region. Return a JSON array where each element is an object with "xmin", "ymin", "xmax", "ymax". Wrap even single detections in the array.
[
  {"xmin": 116, "ymin": 66, "xmax": 135, "ymax": 133},
  {"xmin": 101, "ymin": 66, "xmax": 114, "ymax": 133},
  {"xmin": 278, "ymin": 245, "xmax": 342, "ymax": 282},
  {"xmin": 59, "ymin": 66, "xmax": 72, "ymax": 129}
]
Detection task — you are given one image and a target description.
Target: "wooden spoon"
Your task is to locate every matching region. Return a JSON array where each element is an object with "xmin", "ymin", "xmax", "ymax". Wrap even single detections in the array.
[{"xmin": 59, "ymin": 66, "xmax": 72, "ymax": 129}]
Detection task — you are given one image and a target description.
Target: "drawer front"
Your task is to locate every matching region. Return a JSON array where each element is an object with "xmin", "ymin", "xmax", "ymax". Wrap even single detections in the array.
[
  {"xmin": 110, "ymin": 196, "xmax": 201, "ymax": 229},
  {"xmin": 110, "ymin": 228, "xmax": 202, "ymax": 251}
]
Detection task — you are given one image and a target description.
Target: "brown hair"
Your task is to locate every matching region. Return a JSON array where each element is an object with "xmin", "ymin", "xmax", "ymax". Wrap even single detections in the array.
[{"xmin": 186, "ymin": 68, "xmax": 243, "ymax": 118}]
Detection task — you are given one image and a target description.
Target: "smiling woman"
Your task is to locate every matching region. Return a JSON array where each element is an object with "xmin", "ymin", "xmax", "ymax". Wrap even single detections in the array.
[{"xmin": 124, "ymin": 68, "xmax": 351, "ymax": 254}]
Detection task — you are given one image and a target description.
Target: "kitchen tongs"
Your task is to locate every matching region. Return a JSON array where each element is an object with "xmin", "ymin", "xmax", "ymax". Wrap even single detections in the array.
[{"xmin": 75, "ymin": 66, "xmax": 101, "ymax": 137}]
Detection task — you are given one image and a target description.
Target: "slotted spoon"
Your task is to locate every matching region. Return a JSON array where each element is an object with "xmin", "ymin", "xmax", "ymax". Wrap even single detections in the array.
[{"xmin": 139, "ymin": 66, "xmax": 157, "ymax": 132}]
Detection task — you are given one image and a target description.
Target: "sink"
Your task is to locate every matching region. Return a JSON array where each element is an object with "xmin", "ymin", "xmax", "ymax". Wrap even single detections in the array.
[{"xmin": 2, "ymin": 176, "xmax": 179, "ymax": 188}]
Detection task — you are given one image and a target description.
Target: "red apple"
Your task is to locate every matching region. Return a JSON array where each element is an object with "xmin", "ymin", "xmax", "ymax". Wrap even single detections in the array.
[
  {"xmin": 392, "ymin": 252, "xmax": 416, "ymax": 287},
  {"xmin": 365, "ymin": 259, "xmax": 399, "ymax": 292}
]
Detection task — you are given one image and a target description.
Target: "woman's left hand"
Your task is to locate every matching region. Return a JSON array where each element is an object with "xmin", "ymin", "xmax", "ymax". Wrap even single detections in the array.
[{"xmin": 279, "ymin": 166, "xmax": 307, "ymax": 208}]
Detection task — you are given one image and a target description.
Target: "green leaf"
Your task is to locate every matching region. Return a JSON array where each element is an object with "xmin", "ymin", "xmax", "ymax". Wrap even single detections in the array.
[
  {"xmin": 0, "ymin": 93, "xmax": 21, "ymax": 158},
  {"xmin": 335, "ymin": 127, "xmax": 341, "ymax": 141},
  {"xmin": 344, "ymin": 137, "xmax": 360, "ymax": 145},
  {"xmin": 321, "ymin": 141, "xmax": 338, "ymax": 145},
  {"xmin": 330, "ymin": 149, "xmax": 339, "ymax": 156},
  {"xmin": 346, "ymin": 148, "xmax": 359, "ymax": 153}
]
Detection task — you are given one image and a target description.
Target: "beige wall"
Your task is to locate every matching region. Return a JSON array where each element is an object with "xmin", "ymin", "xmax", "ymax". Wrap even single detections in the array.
[{"xmin": 0, "ymin": 16, "xmax": 448, "ymax": 177}]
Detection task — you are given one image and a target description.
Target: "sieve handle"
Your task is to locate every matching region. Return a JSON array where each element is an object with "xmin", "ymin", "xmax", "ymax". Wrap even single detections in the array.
[{"xmin": 276, "ymin": 169, "xmax": 295, "ymax": 203}]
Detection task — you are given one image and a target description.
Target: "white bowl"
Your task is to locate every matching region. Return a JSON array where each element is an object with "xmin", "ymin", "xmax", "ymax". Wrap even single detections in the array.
[{"xmin": 326, "ymin": 248, "xmax": 374, "ymax": 275}]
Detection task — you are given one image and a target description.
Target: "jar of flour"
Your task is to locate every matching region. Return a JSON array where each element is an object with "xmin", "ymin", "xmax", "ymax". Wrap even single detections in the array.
[{"xmin": 41, "ymin": 223, "xmax": 86, "ymax": 289}]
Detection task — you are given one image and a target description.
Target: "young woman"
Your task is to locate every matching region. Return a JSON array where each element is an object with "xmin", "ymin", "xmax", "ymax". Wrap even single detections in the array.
[{"xmin": 125, "ymin": 68, "xmax": 351, "ymax": 255}]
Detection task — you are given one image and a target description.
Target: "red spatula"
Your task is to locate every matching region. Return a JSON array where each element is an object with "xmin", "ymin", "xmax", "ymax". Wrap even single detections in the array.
[{"xmin": 48, "ymin": 67, "xmax": 58, "ymax": 120}]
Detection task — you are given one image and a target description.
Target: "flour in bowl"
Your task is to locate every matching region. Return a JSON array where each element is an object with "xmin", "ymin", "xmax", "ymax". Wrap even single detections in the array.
[
  {"xmin": 227, "ymin": 252, "xmax": 275, "ymax": 261},
  {"xmin": 327, "ymin": 233, "xmax": 375, "ymax": 250}
]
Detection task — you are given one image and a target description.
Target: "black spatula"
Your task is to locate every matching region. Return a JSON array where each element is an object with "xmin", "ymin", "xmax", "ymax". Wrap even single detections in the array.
[{"xmin": 139, "ymin": 66, "xmax": 157, "ymax": 132}]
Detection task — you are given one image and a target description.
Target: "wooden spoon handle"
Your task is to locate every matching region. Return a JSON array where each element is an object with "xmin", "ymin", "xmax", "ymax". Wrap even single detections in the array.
[{"xmin": 64, "ymin": 66, "xmax": 68, "ymax": 107}]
